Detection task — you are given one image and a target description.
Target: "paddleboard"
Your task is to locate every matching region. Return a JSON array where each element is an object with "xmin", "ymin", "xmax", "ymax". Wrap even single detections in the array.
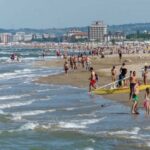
[{"xmin": 92, "ymin": 84, "xmax": 150, "ymax": 95}]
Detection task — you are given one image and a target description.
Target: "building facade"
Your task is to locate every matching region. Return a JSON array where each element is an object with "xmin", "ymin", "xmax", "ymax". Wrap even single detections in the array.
[
  {"xmin": 64, "ymin": 30, "xmax": 88, "ymax": 42},
  {"xmin": 88, "ymin": 21, "xmax": 107, "ymax": 42},
  {"xmin": 104, "ymin": 32, "xmax": 126, "ymax": 43},
  {"xmin": 13, "ymin": 32, "xmax": 26, "ymax": 42},
  {"xmin": 0, "ymin": 33, "xmax": 13, "ymax": 43}
]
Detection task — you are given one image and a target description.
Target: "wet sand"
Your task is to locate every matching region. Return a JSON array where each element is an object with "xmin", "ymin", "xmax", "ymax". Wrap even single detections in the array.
[{"xmin": 35, "ymin": 54, "xmax": 150, "ymax": 108}]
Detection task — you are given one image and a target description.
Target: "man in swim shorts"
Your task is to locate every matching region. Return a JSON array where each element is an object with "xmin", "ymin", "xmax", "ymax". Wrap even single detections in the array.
[{"xmin": 89, "ymin": 67, "xmax": 96, "ymax": 92}]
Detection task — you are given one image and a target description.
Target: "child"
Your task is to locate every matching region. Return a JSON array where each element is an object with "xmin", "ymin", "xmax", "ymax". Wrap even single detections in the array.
[
  {"xmin": 131, "ymin": 82, "xmax": 139, "ymax": 114},
  {"xmin": 143, "ymin": 88, "xmax": 150, "ymax": 115}
]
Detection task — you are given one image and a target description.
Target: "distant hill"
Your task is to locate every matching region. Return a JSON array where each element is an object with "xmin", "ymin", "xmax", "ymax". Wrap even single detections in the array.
[
  {"xmin": 108, "ymin": 23, "xmax": 150, "ymax": 34},
  {"xmin": 1, "ymin": 23, "xmax": 150, "ymax": 35},
  {"xmin": 0, "ymin": 27, "xmax": 89, "ymax": 36}
]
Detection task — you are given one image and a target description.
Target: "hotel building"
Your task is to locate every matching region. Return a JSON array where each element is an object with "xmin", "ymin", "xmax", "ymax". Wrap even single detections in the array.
[
  {"xmin": 88, "ymin": 21, "xmax": 107, "ymax": 43},
  {"xmin": 0, "ymin": 33, "xmax": 13, "ymax": 43}
]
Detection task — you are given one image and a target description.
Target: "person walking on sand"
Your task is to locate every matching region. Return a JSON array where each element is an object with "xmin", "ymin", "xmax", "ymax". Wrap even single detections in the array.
[
  {"xmin": 118, "ymin": 49, "xmax": 122, "ymax": 62},
  {"xmin": 143, "ymin": 66, "xmax": 148, "ymax": 85},
  {"xmin": 73, "ymin": 56, "xmax": 77, "ymax": 70},
  {"xmin": 69, "ymin": 56, "xmax": 73, "ymax": 70},
  {"xmin": 119, "ymin": 63, "xmax": 127, "ymax": 87},
  {"xmin": 89, "ymin": 67, "xmax": 96, "ymax": 92},
  {"xmin": 143, "ymin": 88, "xmax": 150, "ymax": 115},
  {"xmin": 131, "ymin": 81, "xmax": 140, "ymax": 114},
  {"xmin": 85, "ymin": 56, "xmax": 91, "ymax": 71}
]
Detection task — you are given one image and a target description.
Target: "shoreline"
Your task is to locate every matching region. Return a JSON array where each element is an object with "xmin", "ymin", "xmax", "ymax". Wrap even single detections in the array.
[{"xmin": 35, "ymin": 54, "xmax": 150, "ymax": 108}]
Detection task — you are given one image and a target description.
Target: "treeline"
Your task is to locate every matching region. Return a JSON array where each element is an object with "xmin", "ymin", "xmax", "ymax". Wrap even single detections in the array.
[
  {"xmin": 32, "ymin": 37, "xmax": 88, "ymax": 43},
  {"xmin": 126, "ymin": 31, "xmax": 150, "ymax": 40}
]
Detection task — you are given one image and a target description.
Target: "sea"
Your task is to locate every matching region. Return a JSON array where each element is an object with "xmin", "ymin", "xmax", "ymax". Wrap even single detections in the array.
[{"xmin": 0, "ymin": 47, "xmax": 150, "ymax": 150}]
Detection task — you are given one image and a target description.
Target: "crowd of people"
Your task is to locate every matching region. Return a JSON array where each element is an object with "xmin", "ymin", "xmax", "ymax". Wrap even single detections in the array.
[
  {"xmin": 60, "ymin": 44, "xmax": 150, "ymax": 116},
  {"xmin": 110, "ymin": 62, "xmax": 150, "ymax": 115},
  {"xmin": 84, "ymin": 62, "xmax": 149, "ymax": 115},
  {"xmin": 63, "ymin": 54, "xmax": 92, "ymax": 74}
]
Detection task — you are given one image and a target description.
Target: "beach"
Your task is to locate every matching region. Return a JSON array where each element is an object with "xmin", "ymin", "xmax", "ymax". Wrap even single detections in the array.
[
  {"xmin": 1, "ymin": 47, "xmax": 150, "ymax": 149},
  {"xmin": 36, "ymin": 54, "xmax": 150, "ymax": 107}
]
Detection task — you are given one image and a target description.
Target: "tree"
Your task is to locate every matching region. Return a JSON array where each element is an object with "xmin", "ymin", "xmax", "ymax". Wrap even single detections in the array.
[{"xmin": 111, "ymin": 39, "xmax": 116, "ymax": 45}]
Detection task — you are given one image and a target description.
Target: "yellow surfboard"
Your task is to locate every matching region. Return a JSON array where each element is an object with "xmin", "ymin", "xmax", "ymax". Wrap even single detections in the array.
[{"xmin": 92, "ymin": 85, "xmax": 150, "ymax": 95}]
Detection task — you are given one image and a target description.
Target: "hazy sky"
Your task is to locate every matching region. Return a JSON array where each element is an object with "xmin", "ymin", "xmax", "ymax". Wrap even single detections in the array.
[{"xmin": 0, "ymin": 0, "xmax": 149, "ymax": 28}]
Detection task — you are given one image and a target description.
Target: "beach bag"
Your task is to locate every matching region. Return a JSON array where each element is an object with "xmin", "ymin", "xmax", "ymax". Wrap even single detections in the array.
[{"xmin": 95, "ymin": 73, "xmax": 99, "ymax": 81}]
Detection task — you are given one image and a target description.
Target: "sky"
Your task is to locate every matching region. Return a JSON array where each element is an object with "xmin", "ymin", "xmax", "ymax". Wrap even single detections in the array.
[{"xmin": 0, "ymin": 0, "xmax": 149, "ymax": 28}]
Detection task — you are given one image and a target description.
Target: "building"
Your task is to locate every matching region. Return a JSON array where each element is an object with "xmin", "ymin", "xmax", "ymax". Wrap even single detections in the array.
[
  {"xmin": 104, "ymin": 32, "xmax": 126, "ymax": 43},
  {"xmin": 49, "ymin": 34, "xmax": 56, "ymax": 38},
  {"xmin": 43, "ymin": 33, "xmax": 50, "ymax": 39},
  {"xmin": 24, "ymin": 34, "xmax": 33, "ymax": 42},
  {"xmin": 88, "ymin": 21, "xmax": 107, "ymax": 42},
  {"xmin": 64, "ymin": 30, "xmax": 88, "ymax": 42},
  {"xmin": 35, "ymin": 34, "xmax": 43, "ymax": 40},
  {"xmin": 13, "ymin": 32, "xmax": 26, "ymax": 42},
  {"xmin": 0, "ymin": 33, "xmax": 13, "ymax": 43}
]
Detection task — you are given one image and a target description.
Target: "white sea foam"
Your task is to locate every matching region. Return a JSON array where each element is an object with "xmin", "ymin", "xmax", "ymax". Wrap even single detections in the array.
[
  {"xmin": 0, "ymin": 72, "xmax": 17, "ymax": 79},
  {"xmin": 58, "ymin": 118, "xmax": 105, "ymax": 129},
  {"xmin": 18, "ymin": 122, "xmax": 39, "ymax": 131},
  {"xmin": 59, "ymin": 122, "xmax": 86, "ymax": 129},
  {"xmin": 146, "ymin": 142, "xmax": 150, "ymax": 147},
  {"xmin": 81, "ymin": 118, "xmax": 104, "ymax": 125},
  {"xmin": 15, "ymin": 69, "xmax": 32, "ymax": 74},
  {"xmin": 0, "ymin": 110, "xmax": 5, "ymax": 114},
  {"xmin": 40, "ymin": 124, "xmax": 52, "ymax": 129},
  {"xmin": 0, "ymin": 68, "xmax": 35, "ymax": 80},
  {"xmin": 0, "ymin": 122, "xmax": 40, "ymax": 133},
  {"xmin": 64, "ymin": 107, "xmax": 76, "ymax": 111},
  {"xmin": 0, "ymin": 100, "xmax": 34, "ymax": 109},
  {"xmin": 37, "ymin": 89, "xmax": 50, "ymax": 92},
  {"xmin": 77, "ymin": 113, "xmax": 96, "ymax": 117},
  {"xmin": 0, "ymin": 94, "xmax": 29, "ymax": 100},
  {"xmin": 88, "ymin": 139, "xmax": 96, "ymax": 143},
  {"xmin": 12, "ymin": 109, "xmax": 55, "ymax": 120},
  {"xmin": 14, "ymin": 121, "xmax": 57, "ymax": 132},
  {"xmin": 0, "ymin": 51, "xmax": 11, "ymax": 54},
  {"xmin": 0, "ymin": 57, "xmax": 9, "ymax": 60},
  {"xmin": 129, "ymin": 135, "xmax": 143, "ymax": 140},
  {"xmin": 64, "ymin": 104, "xmax": 98, "ymax": 112},
  {"xmin": 106, "ymin": 127, "xmax": 140, "ymax": 136},
  {"xmin": 84, "ymin": 148, "xmax": 94, "ymax": 150}
]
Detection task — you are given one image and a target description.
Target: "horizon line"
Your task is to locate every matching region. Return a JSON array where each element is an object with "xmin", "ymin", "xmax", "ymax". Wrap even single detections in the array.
[{"xmin": 0, "ymin": 22, "xmax": 150, "ymax": 30}]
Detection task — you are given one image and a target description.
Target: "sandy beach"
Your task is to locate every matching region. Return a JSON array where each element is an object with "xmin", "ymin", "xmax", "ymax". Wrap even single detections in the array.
[{"xmin": 35, "ymin": 54, "xmax": 150, "ymax": 108}]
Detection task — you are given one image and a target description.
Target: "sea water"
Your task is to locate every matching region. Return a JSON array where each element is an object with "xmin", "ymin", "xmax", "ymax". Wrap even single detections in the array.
[{"xmin": 0, "ymin": 48, "xmax": 150, "ymax": 150}]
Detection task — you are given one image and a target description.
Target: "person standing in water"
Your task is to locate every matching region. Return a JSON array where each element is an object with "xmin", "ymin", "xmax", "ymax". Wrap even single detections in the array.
[
  {"xmin": 64, "ymin": 61, "xmax": 69, "ymax": 74},
  {"xmin": 143, "ymin": 88, "xmax": 150, "ymax": 115},
  {"xmin": 131, "ymin": 81, "xmax": 139, "ymax": 114},
  {"xmin": 129, "ymin": 71, "xmax": 137, "ymax": 101},
  {"xmin": 89, "ymin": 67, "xmax": 96, "ymax": 92}
]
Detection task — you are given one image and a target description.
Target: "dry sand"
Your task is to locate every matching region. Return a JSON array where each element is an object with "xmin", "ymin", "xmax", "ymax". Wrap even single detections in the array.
[{"xmin": 34, "ymin": 54, "xmax": 150, "ymax": 108}]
